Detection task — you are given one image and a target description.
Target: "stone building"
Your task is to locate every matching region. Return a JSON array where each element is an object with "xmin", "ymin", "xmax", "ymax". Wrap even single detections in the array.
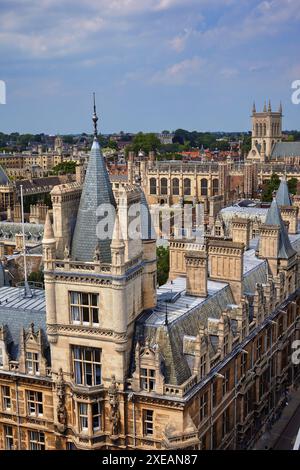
[{"xmin": 0, "ymin": 109, "xmax": 300, "ymax": 450}]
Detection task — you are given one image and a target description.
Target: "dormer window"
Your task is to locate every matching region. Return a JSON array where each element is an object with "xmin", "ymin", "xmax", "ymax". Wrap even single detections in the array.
[
  {"xmin": 26, "ymin": 352, "xmax": 39, "ymax": 375},
  {"xmin": 70, "ymin": 292, "xmax": 99, "ymax": 326},
  {"xmin": 140, "ymin": 368, "xmax": 155, "ymax": 392}
]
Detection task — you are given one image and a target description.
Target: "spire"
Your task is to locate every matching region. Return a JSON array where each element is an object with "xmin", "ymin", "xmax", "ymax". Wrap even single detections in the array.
[
  {"xmin": 71, "ymin": 98, "xmax": 116, "ymax": 263},
  {"xmin": 263, "ymin": 101, "xmax": 267, "ymax": 113},
  {"xmin": 268, "ymin": 99, "xmax": 272, "ymax": 113},
  {"xmin": 252, "ymin": 101, "xmax": 256, "ymax": 114},
  {"xmin": 43, "ymin": 211, "xmax": 55, "ymax": 242},
  {"xmin": 111, "ymin": 212, "xmax": 125, "ymax": 249},
  {"xmin": 265, "ymin": 198, "xmax": 295, "ymax": 259},
  {"xmin": 279, "ymin": 101, "xmax": 282, "ymax": 114},
  {"xmin": 275, "ymin": 176, "xmax": 292, "ymax": 207},
  {"xmin": 92, "ymin": 92, "xmax": 98, "ymax": 138}
]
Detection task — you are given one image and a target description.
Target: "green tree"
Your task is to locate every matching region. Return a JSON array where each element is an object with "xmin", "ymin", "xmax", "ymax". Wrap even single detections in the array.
[
  {"xmin": 51, "ymin": 161, "xmax": 76, "ymax": 175},
  {"xmin": 28, "ymin": 270, "xmax": 44, "ymax": 285},
  {"xmin": 288, "ymin": 177, "xmax": 298, "ymax": 195},
  {"xmin": 261, "ymin": 173, "xmax": 280, "ymax": 202},
  {"xmin": 156, "ymin": 246, "xmax": 169, "ymax": 286},
  {"xmin": 128, "ymin": 132, "xmax": 161, "ymax": 155}
]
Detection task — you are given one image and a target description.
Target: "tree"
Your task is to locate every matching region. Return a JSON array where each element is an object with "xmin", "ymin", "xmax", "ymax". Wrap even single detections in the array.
[
  {"xmin": 156, "ymin": 246, "xmax": 169, "ymax": 286},
  {"xmin": 51, "ymin": 161, "xmax": 76, "ymax": 175},
  {"xmin": 288, "ymin": 177, "xmax": 298, "ymax": 195},
  {"xmin": 128, "ymin": 132, "xmax": 161, "ymax": 154},
  {"xmin": 261, "ymin": 173, "xmax": 280, "ymax": 202},
  {"xmin": 28, "ymin": 270, "xmax": 44, "ymax": 285}
]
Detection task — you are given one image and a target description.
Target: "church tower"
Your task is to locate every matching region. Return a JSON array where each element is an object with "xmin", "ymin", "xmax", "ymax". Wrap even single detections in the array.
[{"xmin": 248, "ymin": 101, "xmax": 282, "ymax": 162}]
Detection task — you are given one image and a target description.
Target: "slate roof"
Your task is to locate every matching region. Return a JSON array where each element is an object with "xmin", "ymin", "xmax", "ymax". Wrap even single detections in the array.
[
  {"xmin": 0, "ymin": 165, "xmax": 10, "ymax": 185},
  {"xmin": 0, "ymin": 286, "xmax": 47, "ymax": 361},
  {"xmin": 276, "ymin": 177, "xmax": 292, "ymax": 206},
  {"xmin": 71, "ymin": 138, "xmax": 116, "ymax": 262},
  {"xmin": 271, "ymin": 142, "xmax": 300, "ymax": 159}
]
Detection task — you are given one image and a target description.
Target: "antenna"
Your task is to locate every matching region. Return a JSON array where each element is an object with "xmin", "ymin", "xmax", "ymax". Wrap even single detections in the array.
[{"xmin": 20, "ymin": 185, "xmax": 32, "ymax": 298}]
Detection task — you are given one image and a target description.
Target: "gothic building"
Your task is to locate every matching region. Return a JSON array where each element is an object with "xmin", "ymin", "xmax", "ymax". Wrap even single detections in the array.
[{"xmin": 0, "ymin": 109, "xmax": 300, "ymax": 450}]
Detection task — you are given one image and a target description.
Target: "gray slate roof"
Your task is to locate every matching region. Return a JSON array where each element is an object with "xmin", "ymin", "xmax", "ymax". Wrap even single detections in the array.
[
  {"xmin": 0, "ymin": 165, "xmax": 10, "ymax": 185},
  {"xmin": 271, "ymin": 142, "xmax": 300, "ymax": 159},
  {"xmin": 276, "ymin": 177, "xmax": 292, "ymax": 206},
  {"xmin": 264, "ymin": 198, "xmax": 296, "ymax": 259},
  {"xmin": 0, "ymin": 286, "xmax": 47, "ymax": 360},
  {"xmin": 71, "ymin": 138, "xmax": 116, "ymax": 262}
]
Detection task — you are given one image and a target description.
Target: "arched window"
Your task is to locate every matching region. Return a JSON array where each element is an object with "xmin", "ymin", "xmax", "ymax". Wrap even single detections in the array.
[
  {"xmin": 255, "ymin": 123, "xmax": 258, "ymax": 136},
  {"xmin": 263, "ymin": 123, "xmax": 266, "ymax": 136},
  {"xmin": 172, "ymin": 178, "xmax": 179, "ymax": 195},
  {"xmin": 201, "ymin": 178, "xmax": 208, "ymax": 196},
  {"xmin": 259, "ymin": 123, "xmax": 262, "ymax": 137},
  {"xmin": 184, "ymin": 178, "xmax": 191, "ymax": 196},
  {"xmin": 263, "ymin": 140, "xmax": 266, "ymax": 152},
  {"xmin": 160, "ymin": 178, "xmax": 168, "ymax": 195},
  {"xmin": 212, "ymin": 179, "xmax": 219, "ymax": 196},
  {"xmin": 150, "ymin": 178, "xmax": 157, "ymax": 195}
]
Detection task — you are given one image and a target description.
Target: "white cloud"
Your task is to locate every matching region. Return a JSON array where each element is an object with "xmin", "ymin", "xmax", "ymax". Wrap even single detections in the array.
[{"xmin": 151, "ymin": 56, "xmax": 205, "ymax": 85}]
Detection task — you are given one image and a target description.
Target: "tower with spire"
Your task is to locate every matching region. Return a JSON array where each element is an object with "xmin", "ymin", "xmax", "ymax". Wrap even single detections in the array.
[
  {"xmin": 248, "ymin": 100, "xmax": 283, "ymax": 162},
  {"xmin": 42, "ymin": 96, "xmax": 157, "ymax": 448}
]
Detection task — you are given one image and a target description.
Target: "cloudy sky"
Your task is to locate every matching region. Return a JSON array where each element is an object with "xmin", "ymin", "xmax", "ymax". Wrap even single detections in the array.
[{"xmin": 0, "ymin": 0, "xmax": 299, "ymax": 134}]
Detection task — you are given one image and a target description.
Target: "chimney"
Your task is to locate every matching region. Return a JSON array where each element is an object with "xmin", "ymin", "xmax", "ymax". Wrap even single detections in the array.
[
  {"xmin": 231, "ymin": 217, "xmax": 250, "ymax": 250},
  {"xmin": 208, "ymin": 240, "xmax": 244, "ymax": 304},
  {"xmin": 185, "ymin": 249, "xmax": 208, "ymax": 297}
]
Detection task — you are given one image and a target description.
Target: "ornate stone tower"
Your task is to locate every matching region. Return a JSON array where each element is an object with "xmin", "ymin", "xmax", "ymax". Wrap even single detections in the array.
[
  {"xmin": 43, "ymin": 98, "xmax": 157, "ymax": 449},
  {"xmin": 248, "ymin": 101, "xmax": 282, "ymax": 162}
]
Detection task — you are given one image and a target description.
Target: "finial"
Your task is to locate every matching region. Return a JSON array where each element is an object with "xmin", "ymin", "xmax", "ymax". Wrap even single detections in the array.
[
  {"xmin": 92, "ymin": 92, "xmax": 98, "ymax": 138},
  {"xmin": 279, "ymin": 101, "xmax": 282, "ymax": 114},
  {"xmin": 268, "ymin": 99, "xmax": 272, "ymax": 112},
  {"xmin": 263, "ymin": 101, "xmax": 267, "ymax": 113},
  {"xmin": 252, "ymin": 101, "xmax": 256, "ymax": 114}
]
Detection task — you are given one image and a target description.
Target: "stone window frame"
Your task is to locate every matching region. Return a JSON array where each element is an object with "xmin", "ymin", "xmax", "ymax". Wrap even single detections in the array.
[
  {"xmin": 72, "ymin": 346, "xmax": 102, "ymax": 387},
  {"xmin": 28, "ymin": 430, "xmax": 45, "ymax": 450},
  {"xmin": 143, "ymin": 409, "xmax": 154, "ymax": 436},
  {"xmin": 75, "ymin": 399, "xmax": 102, "ymax": 435},
  {"xmin": 69, "ymin": 291, "xmax": 100, "ymax": 327},
  {"xmin": 140, "ymin": 367, "xmax": 156, "ymax": 392},
  {"xmin": 1, "ymin": 386, "xmax": 11, "ymax": 411},
  {"xmin": 199, "ymin": 390, "xmax": 208, "ymax": 421},
  {"xmin": 26, "ymin": 390, "xmax": 43, "ymax": 417},
  {"xmin": 25, "ymin": 351, "xmax": 40, "ymax": 376},
  {"xmin": 4, "ymin": 425, "xmax": 14, "ymax": 450}
]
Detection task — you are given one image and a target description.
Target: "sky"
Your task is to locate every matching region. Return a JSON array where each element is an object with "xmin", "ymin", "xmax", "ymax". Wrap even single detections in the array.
[{"xmin": 0, "ymin": 0, "xmax": 299, "ymax": 134}]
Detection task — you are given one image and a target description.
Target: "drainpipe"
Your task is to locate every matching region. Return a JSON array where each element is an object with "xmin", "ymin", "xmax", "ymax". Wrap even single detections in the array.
[{"xmin": 128, "ymin": 392, "xmax": 136, "ymax": 448}]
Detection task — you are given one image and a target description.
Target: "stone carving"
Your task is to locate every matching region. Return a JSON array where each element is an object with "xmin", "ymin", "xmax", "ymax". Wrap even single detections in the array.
[
  {"xmin": 108, "ymin": 375, "xmax": 120, "ymax": 438},
  {"xmin": 93, "ymin": 243, "xmax": 101, "ymax": 262},
  {"xmin": 64, "ymin": 245, "xmax": 70, "ymax": 260},
  {"xmin": 56, "ymin": 368, "xmax": 67, "ymax": 433}
]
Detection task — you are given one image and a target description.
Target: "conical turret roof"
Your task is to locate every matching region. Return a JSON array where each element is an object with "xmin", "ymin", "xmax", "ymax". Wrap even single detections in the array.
[
  {"xmin": 275, "ymin": 176, "xmax": 292, "ymax": 207},
  {"xmin": 71, "ymin": 137, "xmax": 116, "ymax": 263}
]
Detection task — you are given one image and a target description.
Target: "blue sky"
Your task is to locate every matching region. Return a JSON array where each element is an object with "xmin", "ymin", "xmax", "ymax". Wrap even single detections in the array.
[{"xmin": 0, "ymin": 0, "xmax": 299, "ymax": 134}]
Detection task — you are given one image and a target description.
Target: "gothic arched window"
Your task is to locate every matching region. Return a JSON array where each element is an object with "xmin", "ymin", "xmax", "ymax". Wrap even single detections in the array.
[
  {"xmin": 160, "ymin": 178, "xmax": 168, "ymax": 195},
  {"xmin": 150, "ymin": 178, "xmax": 157, "ymax": 195},
  {"xmin": 184, "ymin": 178, "xmax": 191, "ymax": 196},
  {"xmin": 212, "ymin": 179, "xmax": 219, "ymax": 196},
  {"xmin": 172, "ymin": 178, "xmax": 179, "ymax": 195},
  {"xmin": 201, "ymin": 178, "xmax": 208, "ymax": 196}
]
